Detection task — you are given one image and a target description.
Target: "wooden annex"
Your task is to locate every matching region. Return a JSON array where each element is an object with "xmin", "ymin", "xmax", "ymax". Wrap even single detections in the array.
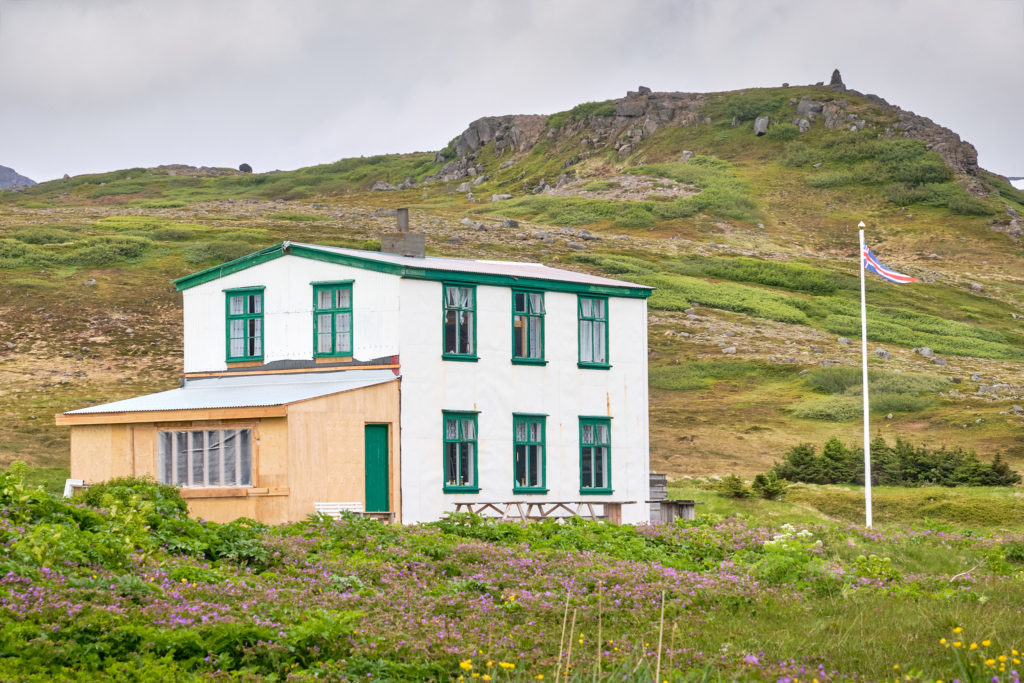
[{"xmin": 58, "ymin": 372, "xmax": 401, "ymax": 524}]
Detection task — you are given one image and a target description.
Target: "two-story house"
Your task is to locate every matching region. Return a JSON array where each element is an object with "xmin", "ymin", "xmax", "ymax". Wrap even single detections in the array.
[{"xmin": 58, "ymin": 214, "xmax": 652, "ymax": 524}]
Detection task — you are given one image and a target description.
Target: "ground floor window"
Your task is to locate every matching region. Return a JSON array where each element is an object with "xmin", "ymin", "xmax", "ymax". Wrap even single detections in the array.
[
  {"xmin": 158, "ymin": 428, "xmax": 252, "ymax": 487},
  {"xmin": 443, "ymin": 411, "xmax": 478, "ymax": 492},
  {"xmin": 513, "ymin": 414, "xmax": 546, "ymax": 493},
  {"xmin": 580, "ymin": 417, "xmax": 611, "ymax": 493}
]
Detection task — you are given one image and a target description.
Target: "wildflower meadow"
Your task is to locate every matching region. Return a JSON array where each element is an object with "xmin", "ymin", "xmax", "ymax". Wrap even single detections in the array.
[{"xmin": 1, "ymin": 465, "xmax": 1023, "ymax": 681}]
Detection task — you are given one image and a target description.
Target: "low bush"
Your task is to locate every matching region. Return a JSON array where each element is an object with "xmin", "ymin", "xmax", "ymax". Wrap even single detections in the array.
[
  {"xmin": 768, "ymin": 437, "xmax": 1021, "ymax": 487},
  {"xmin": 183, "ymin": 240, "xmax": 256, "ymax": 265},
  {"xmin": 765, "ymin": 122, "xmax": 800, "ymax": 141},
  {"xmin": 649, "ymin": 361, "xmax": 789, "ymax": 391},
  {"xmin": 12, "ymin": 227, "xmax": 76, "ymax": 244},
  {"xmin": 789, "ymin": 395, "xmax": 862, "ymax": 421},
  {"xmin": 805, "ymin": 170, "xmax": 856, "ymax": 188},
  {"xmin": 670, "ymin": 255, "xmax": 844, "ymax": 295},
  {"xmin": 780, "ymin": 140, "xmax": 816, "ymax": 167},
  {"xmin": 63, "ymin": 235, "xmax": 152, "ymax": 266}
]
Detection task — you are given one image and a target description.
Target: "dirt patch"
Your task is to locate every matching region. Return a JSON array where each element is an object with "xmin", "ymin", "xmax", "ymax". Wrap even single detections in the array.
[{"xmin": 544, "ymin": 174, "xmax": 697, "ymax": 201}]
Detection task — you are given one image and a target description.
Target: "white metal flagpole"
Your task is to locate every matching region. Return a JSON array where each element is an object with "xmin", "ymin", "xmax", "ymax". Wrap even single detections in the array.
[{"xmin": 858, "ymin": 221, "xmax": 873, "ymax": 528}]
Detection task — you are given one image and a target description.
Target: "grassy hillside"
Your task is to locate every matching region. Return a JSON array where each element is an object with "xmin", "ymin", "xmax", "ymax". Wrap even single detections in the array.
[{"xmin": 1, "ymin": 83, "xmax": 1023, "ymax": 479}]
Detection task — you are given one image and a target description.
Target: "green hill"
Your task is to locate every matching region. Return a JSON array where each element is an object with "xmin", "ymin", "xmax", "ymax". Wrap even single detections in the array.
[{"xmin": 2, "ymin": 77, "xmax": 1023, "ymax": 482}]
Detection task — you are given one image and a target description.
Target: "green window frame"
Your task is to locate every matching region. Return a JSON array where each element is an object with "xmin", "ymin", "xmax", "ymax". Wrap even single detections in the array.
[
  {"xmin": 225, "ymin": 287, "xmax": 264, "ymax": 362},
  {"xmin": 578, "ymin": 295, "xmax": 609, "ymax": 368},
  {"xmin": 513, "ymin": 414, "xmax": 547, "ymax": 493},
  {"xmin": 443, "ymin": 411, "xmax": 479, "ymax": 492},
  {"xmin": 512, "ymin": 290, "xmax": 545, "ymax": 364},
  {"xmin": 443, "ymin": 284, "xmax": 477, "ymax": 361},
  {"xmin": 313, "ymin": 282, "xmax": 353, "ymax": 357},
  {"xmin": 579, "ymin": 417, "xmax": 612, "ymax": 494}
]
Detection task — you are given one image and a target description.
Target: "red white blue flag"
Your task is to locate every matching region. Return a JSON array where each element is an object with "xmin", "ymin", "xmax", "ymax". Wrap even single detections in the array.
[{"xmin": 863, "ymin": 247, "xmax": 918, "ymax": 284}]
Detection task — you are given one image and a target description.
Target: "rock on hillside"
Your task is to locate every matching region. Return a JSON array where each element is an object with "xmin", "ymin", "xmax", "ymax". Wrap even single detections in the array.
[
  {"xmin": 433, "ymin": 71, "xmax": 983, "ymax": 190},
  {"xmin": 0, "ymin": 165, "xmax": 36, "ymax": 190}
]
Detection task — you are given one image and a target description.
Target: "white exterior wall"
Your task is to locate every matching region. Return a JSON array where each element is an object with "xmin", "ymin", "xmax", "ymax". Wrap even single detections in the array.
[
  {"xmin": 182, "ymin": 255, "xmax": 401, "ymax": 373},
  {"xmin": 397, "ymin": 278, "xmax": 650, "ymax": 524},
  {"xmin": 180, "ymin": 254, "xmax": 650, "ymax": 524}
]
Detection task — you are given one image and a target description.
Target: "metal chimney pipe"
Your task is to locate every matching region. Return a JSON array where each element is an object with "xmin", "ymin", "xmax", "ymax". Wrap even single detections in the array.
[{"xmin": 396, "ymin": 208, "xmax": 409, "ymax": 233}]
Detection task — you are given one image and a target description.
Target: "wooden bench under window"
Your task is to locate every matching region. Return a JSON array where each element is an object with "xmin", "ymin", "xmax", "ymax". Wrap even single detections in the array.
[{"xmin": 314, "ymin": 501, "xmax": 394, "ymax": 523}]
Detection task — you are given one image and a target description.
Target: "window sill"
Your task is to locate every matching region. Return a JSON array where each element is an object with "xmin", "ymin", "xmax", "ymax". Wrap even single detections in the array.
[
  {"xmin": 444, "ymin": 486, "xmax": 481, "ymax": 494},
  {"xmin": 513, "ymin": 488, "xmax": 549, "ymax": 495},
  {"xmin": 512, "ymin": 358, "xmax": 548, "ymax": 366},
  {"xmin": 442, "ymin": 354, "xmax": 479, "ymax": 363},
  {"xmin": 227, "ymin": 359, "xmax": 264, "ymax": 367},
  {"xmin": 578, "ymin": 362, "xmax": 611, "ymax": 370},
  {"xmin": 179, "ymin": 487, "xmax": 289, "ymax": 499},
  {"xmin": 579, "ymin": 488, "xmax": 614, "ymax": 496}
]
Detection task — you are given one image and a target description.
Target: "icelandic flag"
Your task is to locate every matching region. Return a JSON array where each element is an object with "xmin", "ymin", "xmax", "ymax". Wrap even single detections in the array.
[{"xmin": 863, "ymin": 247, "xmax": 918, "ymax": 284}]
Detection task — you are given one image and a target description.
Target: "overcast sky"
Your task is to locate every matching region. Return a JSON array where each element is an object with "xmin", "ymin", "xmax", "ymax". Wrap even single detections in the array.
[{"xmin": 2, "ymin": 0, "xmax": 1022, "ymax": 183}]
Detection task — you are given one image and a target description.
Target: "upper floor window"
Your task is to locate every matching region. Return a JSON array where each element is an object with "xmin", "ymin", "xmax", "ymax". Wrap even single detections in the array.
[
  {"xmin": 158, "ymin": 428, "xmax": 252, "ymax": 488},
  {"xmin": 513, "ymin": 414, "xmax": 546, "ymax": 493},
  {"xmin": 226, "ymin": 288, "xmax": 264, "ymax": 361},
  {"xmin": 578, "ymin": 295, "xmax": 609, "ymax": 368},
  {"xmin": 443, "ymin": 411, "xmax": 479, "ymax": 492},
  {"xmin": 313, "ymin": 282, "xmax": 353, "ymax": 357},
  {"xmin": 443, "ymin": 284, "xmax": 476, "ymax": 360},
  {"xmin": 580, "ymin": 417, "xmax": 612, "ymax": 493},
  {"xmin": 512, "ymin": 290, "xmax": 545, "ymax": 364}
]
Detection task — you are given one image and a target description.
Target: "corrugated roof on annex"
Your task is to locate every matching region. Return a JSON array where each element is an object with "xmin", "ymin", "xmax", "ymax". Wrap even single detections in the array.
[{"xmin": 63, "ymin": 369, "xmax": 398, "ymax": 415}]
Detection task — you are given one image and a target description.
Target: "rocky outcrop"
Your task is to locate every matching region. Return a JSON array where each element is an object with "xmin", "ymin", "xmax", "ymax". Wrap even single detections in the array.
[
  {"xmin": 448, "ymin": 115, "xmax": 547, "ymax": 158},
  {"xmin": 0, "ymin": 165, "xmax": 36, "ymax": 189},
  {"xmin": 433, "ymin": 75, "xmax": 983, "ymax": 187}
]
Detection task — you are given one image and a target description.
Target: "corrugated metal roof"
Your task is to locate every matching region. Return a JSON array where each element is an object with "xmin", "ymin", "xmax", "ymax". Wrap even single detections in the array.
[
  {"xmin": 64, "ymin": 369, "xmax": 398, "ymax": 415},
  {"xmin": 287, "ymin": 242, "xmax": 651, "ymax": 290}
]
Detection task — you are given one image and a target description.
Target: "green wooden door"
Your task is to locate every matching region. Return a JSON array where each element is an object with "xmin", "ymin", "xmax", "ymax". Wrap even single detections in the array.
[{"xmin": 364, "ymin": 424, "xmax": 389, "ymax": 513}]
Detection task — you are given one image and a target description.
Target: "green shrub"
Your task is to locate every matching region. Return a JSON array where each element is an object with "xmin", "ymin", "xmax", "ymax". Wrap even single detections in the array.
[
  {"xmin": 613, "ymin": 205, "xmax": 656, "ymax": 228},
  {"xmin": 82, "ymin": 476, "xmax": 188, "ymax": 521},
  {"xmin": 769, "ymin": 437, "xmax": 1021, "ymax": 487},
  {"xmin": 724, "ymin": 92, "xmax": 786, "ymax": 121},
  {"xmin": 947, "ymin": 194, "xmax": 998, "ymax": 216},
  {"xmin": 765, "ymin": 122, "xmax": 800, "ymax": 141},
  {"xmin": 64, "ymin": 235, "xmax": 152, "ymax": 266},
  {"xmin": 670, "ymin": 255, "xmax": 842, "ymax": 295},
  {"xmin": 183, "ymin": 240, "xmax": 257, "ymax": 265},
  {"xmin": 789, "ymin": 396, "xmax": 862, "ymax": 421},
  {"xmin": 644, "ymin": 273, "xmax": 810, "ymax": 324},
  {"xmin": 719, "ymin": 474, "xmax": 751, "ymax": 498},
  {"xmin": 546, "ymin": 100, "xmax": 616, "ymax": 128},
  {"xmin": 649, "ymin": 361, "xmax": 787, "ymax": 391},
  {"xmin": 805, "ymin": 171, "xmax": 856, "ymax": 188},
  {"xmin": 13, "ymin": 227, "xmax": 76, "ymax": 244},
  {"xmin": 780, "ymin": 141, "xmax": 816, "ymax": 167},
  {"xmin": 751, "ymin": 472, "xmax": 787, "ymax": 500}
]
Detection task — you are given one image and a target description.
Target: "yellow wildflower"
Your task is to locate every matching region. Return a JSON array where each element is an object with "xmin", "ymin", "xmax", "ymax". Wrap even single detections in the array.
[
  {"xmin": 970, "ymin": 643, "xmax": 978, "ymax": 650},
  {"xmin": 953, "ymin": 627, "xmax": 963, "ymax": 634},
  {"xmin": 486, "ymin": 661, "xmax": 494, "ymax": 667},
  {"xmin": 482, "ymin": 676, "xmax": 491, "ymax": 682},
  {"xmin": 536, "ymin": 676, "xmax": 544, "ymax": 680},
  {"xmin": 472, "ymin": 674, "xmax": 480, "ymax": 679},
  {"xmin": 499, "ymin": 662, "xmax": 515, "ymax": 670},
  {"xmin": 893, "ymin": 665, "xmax": 899, "ymax": 670},
  {"xmin": 460, "ymin": 659, "xmax": 473, "ymax": 671},
  {"xmin": 954, "ymin": 642, "xmax": 962, "ymax": 648},
  {"xmin": 1014, "ymin": 658, "xmax": 1021, "ymax": 665},
  {"xmin": 985, "ymin": 659, "xmax": 996, "ymax": 667},
  {"xmin": 999, "ymin": 655, "xmax": 1008, "ymax": 662},
  {"xmin": 982, "ymin": 640, "xmax": 991, "ymax": 647},
  {"xmin": 940, "ymin": 638, "xmax": 947, "ymax": 645}
]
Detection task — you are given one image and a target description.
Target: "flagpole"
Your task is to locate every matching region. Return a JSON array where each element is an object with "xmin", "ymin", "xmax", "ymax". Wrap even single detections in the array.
[{"xmin": 858, "ymin": 221, "xmax": 873, "ymax": 528}]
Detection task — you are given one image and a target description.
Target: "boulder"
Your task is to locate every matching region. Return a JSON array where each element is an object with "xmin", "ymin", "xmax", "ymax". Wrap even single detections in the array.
[
  {"xmin": 489, "ymin": 194, "xmax": 512, "ymax": 202},
  {"xmin": 875, "ymin": 348, "xmax": 892, "ymax": 361},
  {"xmin": 753, "ymin": 116, "xmax": 769, "ymax": 136},
  {"xmin": 932, "ymin": 357, "xmax": 948, "ymax": 366},
  {"xmin": 501, "ymin": 218, "xmax": 519, "ymax": 228},
  {"xmin": 456, "ymin": 182, "xmax": 471, "ymax": 193},
  {"xmin": 721, "ymin": 346, "xmax": 737, "ymax": 355},
  {"xmin": 837, "ymin": 337, "xmax": 851, "ymax": 345},
  {"xmin": 238, "ymin": 163, "xmax": 253, "ymax": 173},
  {"xmin": 371, "ymin": 180, "xmax": 396, "ymax": 191},
  {"xmin": 915, "ymin": 347, "xmax": 934, "ymax": 358}
]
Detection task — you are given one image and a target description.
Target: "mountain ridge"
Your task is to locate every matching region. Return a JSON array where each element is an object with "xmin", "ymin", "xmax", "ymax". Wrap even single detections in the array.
[{"xmin": 0, "ymin": 165, "xmax": 36, "ymax": 190}]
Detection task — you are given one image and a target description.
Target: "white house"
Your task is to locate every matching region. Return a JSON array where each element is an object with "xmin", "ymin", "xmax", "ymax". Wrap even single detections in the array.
[{"xmin": 58, "ymin": 217, "xmax": 652, "ymax": 524}]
